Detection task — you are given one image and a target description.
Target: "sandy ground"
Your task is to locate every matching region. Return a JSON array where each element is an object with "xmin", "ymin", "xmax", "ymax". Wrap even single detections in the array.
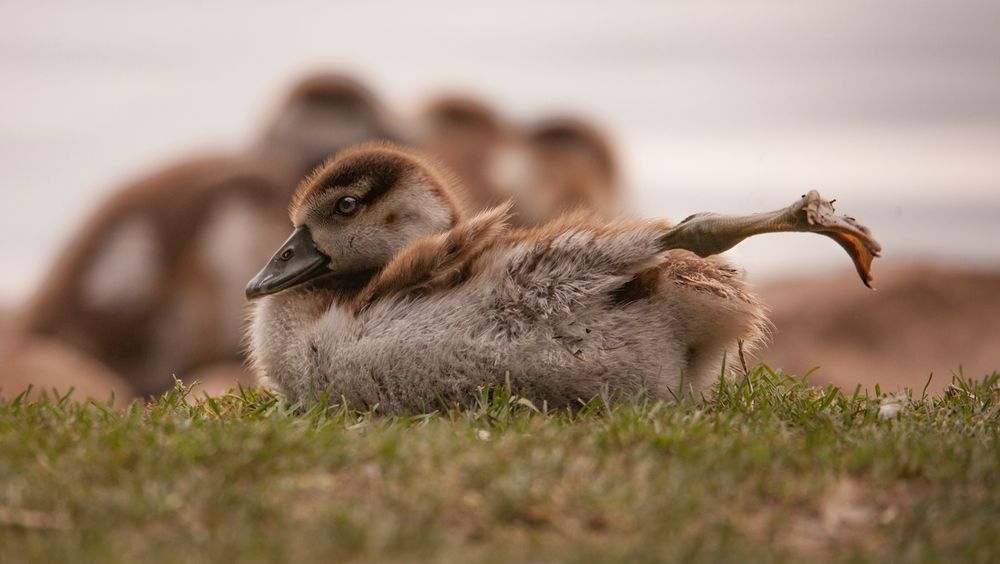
[
  {"xmin": 0, "ymin": 335, "xmax": 135, "ymax": 408},
  {"xmin": 185, "ymin": 362, "xmax": 260, "ymax": 398},
  {"xmin": 759, "ymin": 263, "xmax": 1000, "ymax": 394}
]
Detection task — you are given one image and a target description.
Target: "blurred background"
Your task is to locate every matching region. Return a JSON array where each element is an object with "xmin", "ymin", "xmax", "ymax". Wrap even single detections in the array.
[{"xmin": 2, "ymin": 0, "xmax": 998, "ymax": 398}]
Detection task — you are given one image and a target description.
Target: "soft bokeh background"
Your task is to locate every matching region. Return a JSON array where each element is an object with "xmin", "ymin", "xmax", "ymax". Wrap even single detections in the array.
[{"xmin": 3, "ymin": 0, "xmax": 999, "ymax": 304}]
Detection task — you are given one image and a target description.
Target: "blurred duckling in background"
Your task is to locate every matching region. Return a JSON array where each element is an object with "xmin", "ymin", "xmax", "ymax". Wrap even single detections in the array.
[
  {"xmin": 245, "ymin": 143, "xmax": 880, "ymax": 412},
  {"xmin": 7, "ymin": 73, "xmax": 401, "ymax": 399},
  {"xmin": 13, "ymin": 160, "xmax": 292, "ymax": 399},
  {"xmin": 255, "ymin": 73, "xmax": 400, "ymax": 178},
  {"xmin": 414, "ymin": 95, "xmax": 512, "ymax": 211},
  {"xmin": 414, "ymin": 96, "xmax": 621, "ymax": 225},
  {"xmin": 501, "ymin": 116, "xmax": 622, "ymax": 225}
]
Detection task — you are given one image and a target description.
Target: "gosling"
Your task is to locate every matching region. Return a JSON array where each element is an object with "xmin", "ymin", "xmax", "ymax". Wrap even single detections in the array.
[{"xmin": 246, "ymin": 143, "xmax": 880, "ymax": 412}]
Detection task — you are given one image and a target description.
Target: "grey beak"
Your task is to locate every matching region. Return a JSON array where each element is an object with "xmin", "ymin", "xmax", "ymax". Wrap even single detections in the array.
[{"xmin": 246, "ymin": 226, "xmax": 330, "ymax": 300}]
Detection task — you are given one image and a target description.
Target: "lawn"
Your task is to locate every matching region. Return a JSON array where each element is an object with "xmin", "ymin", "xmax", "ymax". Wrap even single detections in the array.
[{"xmin": 1, "ymin": 367, "xmax": 998, "ymax": 563}]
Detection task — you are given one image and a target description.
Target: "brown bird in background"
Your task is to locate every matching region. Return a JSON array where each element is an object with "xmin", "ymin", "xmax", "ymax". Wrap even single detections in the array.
[
  {"xmin": 509, "ymin": 116, "xmax": 622, "ymax": 225},
  {"xmin": 414, "ymin": 95, "xmax": 622, "ymax": 225},
  {"xmin": 414, "ymin": 95, "xmax": 513, "ymax": 212},
  {"xmin": 4, "ymin": 73, "xmax": 402, "ymax": 399}
]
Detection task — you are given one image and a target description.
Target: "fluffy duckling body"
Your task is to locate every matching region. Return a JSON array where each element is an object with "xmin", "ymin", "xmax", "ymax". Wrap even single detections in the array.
[
  {"xmin": 15, "ymin": 73, "xmax": 399, "ymax": 397},
  {"xmin": 247, "ymin": 144, "xmax": 880, "ymax": 411}
]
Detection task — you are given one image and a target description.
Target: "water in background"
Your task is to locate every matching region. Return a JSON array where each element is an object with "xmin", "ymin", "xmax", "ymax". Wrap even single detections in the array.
[{"xmin": 2, "ymin": 0, "xmax": 999, "ymax": 303}]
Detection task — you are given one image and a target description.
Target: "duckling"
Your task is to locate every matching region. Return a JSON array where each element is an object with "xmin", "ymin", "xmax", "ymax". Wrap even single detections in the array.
[
  {"xmin": 255, "ymin": 72, "xmax": 401, "ymax": 179},
  {"xmin": 12, "ymin": 73, "xmax": 401, "ymax": 397},
  {"xmin": 415, "ymin": 97, "xmax": 623, "ymax": 226},
  {"xmin": 246, "ymin": 143, "xmax": 880, "ymax": 412},
  {"xmin": 16, "ymin": 158, "xmax": 292, "ymax": 397},
  {"xmin": 414, "ymin": 95, "xmax": 512, "ymax": 211},
  {"xmin": 501, "ymin": 116, "xmax": 622, "ymax": 225}
]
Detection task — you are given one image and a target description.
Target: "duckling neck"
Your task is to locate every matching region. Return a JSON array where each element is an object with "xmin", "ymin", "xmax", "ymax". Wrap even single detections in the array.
[
  {"xmin": 311, "ymin": 269, "xmax": 379, "ymax": 304},
  {"xmin": 260, "ymin": 269, "xmax": 379, "ymax": 326}
]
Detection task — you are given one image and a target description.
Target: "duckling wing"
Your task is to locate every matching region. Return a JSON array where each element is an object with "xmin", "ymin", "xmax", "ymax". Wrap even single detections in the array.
[
  {"xmin": 480, "ymin": 216, "xmax": 681, "ymax": 317},
  {"xmin": 356, "ymin": 204, "xmax": 513, "ymax": 311}
]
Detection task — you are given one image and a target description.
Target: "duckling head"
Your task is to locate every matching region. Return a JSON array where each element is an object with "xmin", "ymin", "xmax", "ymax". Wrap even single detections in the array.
[
  {"xmin": 246, "ymin": 143, "xmax": 463, "ymax": 299},
  {"xmin": 258, "ymin": 72, "xmax": 400, "ymax": 176}
]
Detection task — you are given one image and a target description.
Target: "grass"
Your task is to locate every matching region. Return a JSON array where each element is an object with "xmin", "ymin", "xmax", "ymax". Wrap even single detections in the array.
[{"xmin": 2, "ymin": 366, "xmax": 999, "ymax": 563}]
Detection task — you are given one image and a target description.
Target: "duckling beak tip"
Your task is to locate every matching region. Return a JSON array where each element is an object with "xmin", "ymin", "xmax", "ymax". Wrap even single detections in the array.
[
  {"xmin": 245, "ymin": 226, "xmax": 330, "ymax": 300},
  {"xmin": 245, "ymin": 273, "xmax": 275, "ymax": 300}
]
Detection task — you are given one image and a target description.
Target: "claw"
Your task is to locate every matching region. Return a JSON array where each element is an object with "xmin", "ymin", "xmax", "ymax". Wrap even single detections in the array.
[{"xmin": 797, "ymin": 190, "xmax": 882, "ymax": 287}]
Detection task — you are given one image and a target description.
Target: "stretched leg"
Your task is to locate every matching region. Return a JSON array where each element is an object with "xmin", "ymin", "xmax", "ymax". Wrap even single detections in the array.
[{"xmin": 658, "ymin": 190, "xmax": 881, "ymax": 287}]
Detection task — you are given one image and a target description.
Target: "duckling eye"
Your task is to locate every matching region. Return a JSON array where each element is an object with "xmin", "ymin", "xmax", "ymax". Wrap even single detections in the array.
[{"xmin": 334, "ymin": 196, "xmax": 359, "ymax": 216}]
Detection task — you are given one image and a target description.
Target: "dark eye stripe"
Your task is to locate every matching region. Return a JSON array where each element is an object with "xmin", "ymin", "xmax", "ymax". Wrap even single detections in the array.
[
  {"xmin": 293, "ymin": 146, "xmax": 460, "ymax": 226},
  {"xmin": 357, "ymin": 159, "xmax": 403, "ymax": 206}
]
